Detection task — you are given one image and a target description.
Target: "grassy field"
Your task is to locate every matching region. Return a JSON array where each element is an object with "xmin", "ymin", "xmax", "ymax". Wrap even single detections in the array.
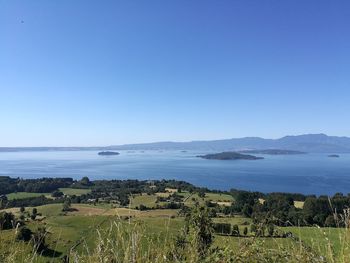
[
  {"xmin": 128, "ymin": 192, "xmax": 209, "ymax": 209},
  {"xmin": 285, "ymin": 226, "xmax": 350, "ymax": 262},
  {"xmin": 2, "ymin": 201, "xmax": 349, "ymax": 262},
  {"xmin": 58, "ymin": 188, "xmax": 91, "ymax": 196},
  {"xmin": 6, "ymin": 192, "xmax": 50, "ymax": 200},
  {"xmin": 130, "ymin": 194, "xmax": 158, "ymax": 208},
  {"xmin": 5, "ymin": 188, "xmax": 91, "ymax": 201},
  {"xmin": 2, "ymin": 188, "xmax": 348, "ymax": 263}
]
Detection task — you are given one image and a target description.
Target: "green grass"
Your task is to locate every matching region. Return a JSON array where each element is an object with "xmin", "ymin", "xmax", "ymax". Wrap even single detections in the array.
[
  {"xmin": 34, "ymin": 204, "xmax": 65, "ymax": 217},
  {"xmin": 58, "ymin": 188, "xmax": 91, "ymax": 196},
  {"xmin": 6, "ymin": 192, "xmax": 50, "ymax": 200},
  {"xmin": 284, "ymin": 226, "xmax": 350, "ymax": 262},
  {"xmin": 5, "ymin": 188, "xmax": 91, "ymax": 201},
  {"xmin": 44, "ymin": 215, "xmax": 113, "ymax": 254},
  {"xmin": 182, "ymin": 192, "xmax": 234, "ymax": 207},
  {"xmin": 214, "ymin": 235, "xmax": 294, "ymax": 250},
  {"xmin": 130, "ymin": 194, "xmax": 158, "ymax": 208},
  {"xmin": 204, "ymin": 193, "xmax": 233, "ymax": 202}
]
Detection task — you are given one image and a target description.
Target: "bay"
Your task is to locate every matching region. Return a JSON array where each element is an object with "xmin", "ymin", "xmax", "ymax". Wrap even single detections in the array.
[{"xmin": 0, "ymin": 151, "xmax": 349, "ymax": 195}]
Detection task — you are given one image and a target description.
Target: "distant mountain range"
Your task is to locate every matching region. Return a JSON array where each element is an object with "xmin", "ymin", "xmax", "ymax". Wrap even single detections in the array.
[
  {"xmin": 1, "ymin": 134, "xmax": 350, "ymax": 153},
  {"xmin": 108, "ymin": 134, "xmax": 350, "ymax": 153}
]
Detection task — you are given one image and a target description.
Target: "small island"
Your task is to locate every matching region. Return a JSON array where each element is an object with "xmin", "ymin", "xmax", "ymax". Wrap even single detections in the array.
[
  {"xmin": 98, "ymin": 151, "xmax": 120, "ymax": 156},
  {"xmin": 197, "ymin": 151, "xmax": 264, "ymax": 160},
  {"xmin": 328, "ymin": 154, "xmax": 340, "ymax": 158},
  {"xmin": 240, "ymin": 149, "xmax": 306, "ymax": 155}
]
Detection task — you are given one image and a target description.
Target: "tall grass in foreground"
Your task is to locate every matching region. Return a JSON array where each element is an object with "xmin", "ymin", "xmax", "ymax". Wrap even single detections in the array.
[{"xmin": 1, "ymin": 208, "xmax": 350, "ymax": 262}]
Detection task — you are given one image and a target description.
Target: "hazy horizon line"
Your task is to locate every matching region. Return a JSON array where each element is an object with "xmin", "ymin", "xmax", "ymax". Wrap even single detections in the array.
[{"xmin": 0, "ymin": 133, "xmax": 348, "ymax": 148}]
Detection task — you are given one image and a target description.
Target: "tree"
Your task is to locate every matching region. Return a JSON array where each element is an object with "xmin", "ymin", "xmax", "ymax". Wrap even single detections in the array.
[
  {"xmin": 62, "ymin": 199, "xmax": 71, "ymax": 212},
  {"xmin": 16, "ymin": 227, "xmax": 33, "ymax": 242},
  {"xmin": 198, "ymin": 190, "xmax": 206, "ymax": 198},
  {"xmin": 80, "ymin": 177, "xmax": 91, "ymax": 186},
  {"xmin": 232, "ymin": 224, "xmax": 240, "ymax": 236},
  {"xmin": 243, "ymin": 226, "xmax": 248, "ymax": 236},
  {"xmin": 268, "ymin": 224, "xmax": 275, "ymax": 236},
  {"xmin": 51, "ymin": 190, "xmax": 64, "ymax": 198},
  {"xmin": 139, "ymin": 204, "xmax": 147, "ymax": 211},
  {"xmin": 325, "ymin": 215, "xmax": 336, "ymax": 227},
  {"xmin": 31, "ymin": 208, "xmax": 38, "ymax": 220},
  {"xmin": 0, "ymin": 212, "xmax": 15, "ymax": 230},
  {"xmin": 186, "ymin": 206, "xmax": 213, "ymax": 257},
  {"xmin": 242, "ymin": 204, "xmax": 253, "ymax": 217},
  {"xmin": 32, "ymin": 208, "xmax": 37, "ymax": 216},
  {"xmin": 250, "ymin": 224, "xmax": 257, "ymax": 234}
]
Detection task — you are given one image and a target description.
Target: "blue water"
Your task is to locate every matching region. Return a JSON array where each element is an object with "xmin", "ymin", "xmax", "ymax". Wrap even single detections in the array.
[{"xmin": 0, "ymin": 151, "xmax": 350, "ymax": 195}]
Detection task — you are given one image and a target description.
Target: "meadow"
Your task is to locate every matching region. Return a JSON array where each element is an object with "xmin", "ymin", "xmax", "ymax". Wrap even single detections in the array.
[{"xmin": 1, "ymin": 184, "xmax": 349, "ymax": 263}]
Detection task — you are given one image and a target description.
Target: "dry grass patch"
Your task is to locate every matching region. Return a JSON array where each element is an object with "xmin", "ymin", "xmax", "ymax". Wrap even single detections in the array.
[
  {"xmin": 165, "ymin": 188, "xmax": 178, "ymax": 193},
  {"xmin": 294, "ymin": 201, "xmax": 304, "ymax": 209},
  {"xmin": 215, "ymin": 201, "xmax": 232, "ymax": 207},
  {"xmin": 155, "ymin": 192, "xmax": 171, "ymax": 198}
]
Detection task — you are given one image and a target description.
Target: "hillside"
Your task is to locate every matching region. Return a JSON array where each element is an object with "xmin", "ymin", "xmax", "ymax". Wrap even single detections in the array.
[{"xmin": 109, "ymin": 134, "xmax": 350, "ymax": 153}]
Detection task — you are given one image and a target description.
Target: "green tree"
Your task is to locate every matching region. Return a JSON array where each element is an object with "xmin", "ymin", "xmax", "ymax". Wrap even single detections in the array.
[
  {"xmin": 32, "ymin": 208, "xmax": 37, "ymax": 216},
  {"xmin": 31, "ymin": 208, "xmax": 38, "ymax": 220},
  {"xmin": 80, "ymin": 177, "xmax": 91, "ymax": 186},
  {"xmin": 16, "ymin": 227, "xmax": 33, "ymax": 242},
  {"xmin": 242, "ymin": 204, "xmax": 253, "ymax": 217},
  {"xmin": 0, "ymin": 212, "xmax": 15, "ymax": 230},
  {"xmin": 325, "ymin": 215, "xmax": 336, "ymax": 227},
  {"xmin": 268, "ymin": 224, "xmax": 274, "ymax": 236},
  {"xmin": 186, "ymin": 206, "xmax": 213, "ymax": 257},
  {"xmin": 250, "ymin": 224, "xmax": 257, "ymax": 234},
  {"xmin": 232, "ymin": 224, "xmax": 240, "ymax": 236},
  {"xmin": 62, "ymin": 198, "xmax": 71, "ymax": 212},
  {"xmin": 51, "ymin": 190, "xmax": 64, "ymax": 198},
  {"xmin": 198, "ymin": 190, "xmax": 206, "ymax": 198},
  {"xmin": 243, "ymin": 226, "xmax": 248, "ymax": 236}
]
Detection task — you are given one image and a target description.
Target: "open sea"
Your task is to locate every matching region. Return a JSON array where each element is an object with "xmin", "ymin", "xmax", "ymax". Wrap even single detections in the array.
[{"xmin": 1, "ymin": 150, "xmax": 350, "ymax": 195}]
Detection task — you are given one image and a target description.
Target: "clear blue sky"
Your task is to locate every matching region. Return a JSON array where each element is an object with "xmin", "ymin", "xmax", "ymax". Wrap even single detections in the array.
[{"xmin": 1, "ymin": 0, "xmax": 349, "ymax": 146}]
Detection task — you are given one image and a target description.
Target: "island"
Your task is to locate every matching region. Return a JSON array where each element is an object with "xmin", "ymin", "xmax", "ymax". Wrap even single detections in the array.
[
  {"xmin": 197, "ymin": 151, "xmax": 264, "ymax": 160},
  {"xmin": 239, "ymin": 149, "xmax": 306, "ymax": 155},
  {"xmin": 328, "ymin": 154, "xmax": 340, "ymax": 158},
  {"xmin": 98, "ymin": 151, "xmax": 120, "ymax": 156}
]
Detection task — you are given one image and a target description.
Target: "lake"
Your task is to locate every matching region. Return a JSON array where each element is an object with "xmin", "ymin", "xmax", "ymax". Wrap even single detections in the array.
[{"xmin": 0, "ymin": 150, "xmax": 349, "ymax": 195}]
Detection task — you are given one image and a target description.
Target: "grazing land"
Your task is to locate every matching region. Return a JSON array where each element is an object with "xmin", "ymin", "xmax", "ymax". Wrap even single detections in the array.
[
  {"xmin": 58, "ymin": 188, "xmax": 91, "ymax": 196},
  {"xmin": 6, "ymin": 192, "xmax": 51, "ymax": 200},
  {"xmin": 1, "ymin": 177, "xmax": 349, "ymax": 262}
]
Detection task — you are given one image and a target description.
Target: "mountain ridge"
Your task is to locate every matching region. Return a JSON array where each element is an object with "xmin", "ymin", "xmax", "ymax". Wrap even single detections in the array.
[{"xmin": 1, "ymin": 134, "xmax": 350, "ymax": 153}]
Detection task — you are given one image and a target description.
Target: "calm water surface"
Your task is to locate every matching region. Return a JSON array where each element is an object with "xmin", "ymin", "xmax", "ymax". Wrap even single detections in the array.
[{"xmin": 0, "ymin": 151, "xmax": 350, "ymax": 195}]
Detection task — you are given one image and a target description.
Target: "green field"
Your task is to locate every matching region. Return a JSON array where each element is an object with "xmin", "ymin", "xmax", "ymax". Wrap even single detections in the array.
[
  {"xmin": 58, "ymin": 188, "xmax": 91, "ymax": 196},
  {"xmin": 130, "ymin": 194, "xmax": 158, "ymax": 208},
  {"xmin": 6, "ymin": 192, "xmax": 50, "ymax": 200},
  {"xmin": 5, "ymin": 188, "xmax": 91, "ymax": 201},
  {"xmin": 285, "ymin": 226, "xmax": 350, "ymax": 262},
  {"xmin": 2, "ymin": 187, "xmax": 349, "ymax": 263}
]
